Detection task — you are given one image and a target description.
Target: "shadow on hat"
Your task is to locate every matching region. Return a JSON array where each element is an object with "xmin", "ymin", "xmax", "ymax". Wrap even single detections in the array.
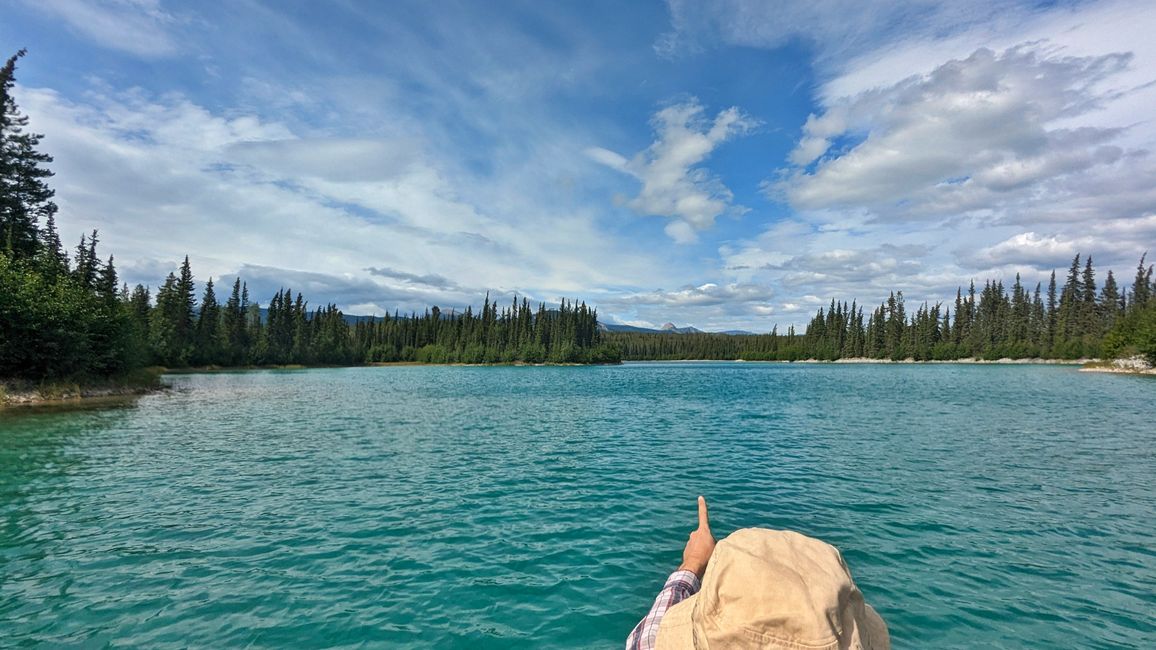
[{"xmin": 655, "ymin": 528, "xmax": 890, "ymax": 650}]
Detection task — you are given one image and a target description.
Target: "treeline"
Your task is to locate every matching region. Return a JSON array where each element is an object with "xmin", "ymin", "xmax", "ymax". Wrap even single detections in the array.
[
  {"xmin": 0, "ymin": 50, "xmax": 615, "ymax": 381},
  {"xmin": 609, "ymin": 253, "xmax": 1156, "ymax": 363},
  {"xmin": 4, "ymin": 241, "xmax": 616, "ymax": 379},
  {"xmin": 136, "ymin": 257, "xmax": 616, "ymax": 368}
]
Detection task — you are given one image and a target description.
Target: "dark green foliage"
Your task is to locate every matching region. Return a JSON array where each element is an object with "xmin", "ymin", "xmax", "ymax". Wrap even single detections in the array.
[
  {"xmin": 1103, "ymin": 253, "xmax": 1156, "ymax": 363},
  {"xmin": 127, "ymin": 271, "xmax": 614, "ymax": 367},
  {"xmin": 0, "ymin": 52, "xmax": 138, "ymax": 380},
  {"xmin": 354, "ymin": 295, "xmax": 612, "ymax": 365}
]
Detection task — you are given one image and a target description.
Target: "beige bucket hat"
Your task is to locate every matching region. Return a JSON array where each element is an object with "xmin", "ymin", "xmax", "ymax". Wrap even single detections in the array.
[{"xmin": 655, "ymin": 528, "xmax": 890, "ymax": 650}]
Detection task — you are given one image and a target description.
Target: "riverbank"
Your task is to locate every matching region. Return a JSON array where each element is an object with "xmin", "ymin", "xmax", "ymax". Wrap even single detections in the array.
[{"xmin": 1, "ymin": 369, "xmax": 167, "ymax": 408}]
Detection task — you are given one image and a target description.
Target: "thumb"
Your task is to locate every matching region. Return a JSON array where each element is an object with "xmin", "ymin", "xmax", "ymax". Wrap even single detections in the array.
[{"xmin": 696, "ymin": 495, "xmax": 710, "ymax": 531}]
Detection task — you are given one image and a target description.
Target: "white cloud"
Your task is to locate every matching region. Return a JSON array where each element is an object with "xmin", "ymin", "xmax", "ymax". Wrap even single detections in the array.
[
  {"xmin": 776, "ymin": 46, "xmax": 1144, "ymax": 225},
  {"xmin": 20, "ymin": 0, "xmax": 182, "ymax": 57},
  {"xmin": 19, "ymin": 83, "xmax": 673, "ymax": 315},
  {"xmin": 594, "ymin": 281, "xmax": 781, "ymax": 332},
  {"xmin": 590, "ymin": 100, "xmax": 756, "ymax": 242},
  {"xmin": 583, "ymin": 146, "xmax": 627, "ymax": 171},
  {"xmin": 612, "ymin": 282, "xmax": 775, "ymax": 307},
  {"xmin": 968, "ymin": 232, "xmax": 1097, "ymax": 268},
  {"xmin": 663, "ymin": 220, "xmax": 698, "ymax": 244}
]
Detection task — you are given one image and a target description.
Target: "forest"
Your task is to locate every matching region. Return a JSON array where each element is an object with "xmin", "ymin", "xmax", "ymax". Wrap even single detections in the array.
[{"xmin": 2, "ymin": 49, "xmax": 1155, "ymax": 385}]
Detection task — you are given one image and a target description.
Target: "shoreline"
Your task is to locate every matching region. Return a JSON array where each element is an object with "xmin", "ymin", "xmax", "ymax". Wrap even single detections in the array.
[
  {"xmin": 1078, "ymin": 356, "xmax": 1156, "ymax": 376},
  {"xmin": 626, "ymin": 357, "xmax": 1093, "ymax": 365},
  {"xmin": 165, "ymin": 361, "xmax": 618, "ymax": 373},
  {"xmin": 1, "ymin": 378, "xmax": 167, "ymax": 409},
  {"xmin": 807, "ymin": 357, "xmax": 1091, "ymax": 365}
]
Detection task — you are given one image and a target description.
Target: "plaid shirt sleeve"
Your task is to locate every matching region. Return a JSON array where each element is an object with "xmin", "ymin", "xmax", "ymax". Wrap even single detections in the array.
[{"xmin": 625, "ymin": 569, "xmax": 701, "ymax": 650}]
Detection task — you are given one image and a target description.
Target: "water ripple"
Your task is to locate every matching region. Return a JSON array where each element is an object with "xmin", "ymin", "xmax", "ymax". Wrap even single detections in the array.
[{"xmin": 1, "ymin": 364, "xmax": 1154, "ymax": 648}]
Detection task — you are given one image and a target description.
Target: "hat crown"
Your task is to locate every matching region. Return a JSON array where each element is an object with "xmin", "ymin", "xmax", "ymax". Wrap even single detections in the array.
[
  {"xmin": 655, "ymin": 528, "xmax": 890, "ymax": 650},
  {"xmin": 697, "ymin": 529, "xmax": 863, "ymax": 646}
]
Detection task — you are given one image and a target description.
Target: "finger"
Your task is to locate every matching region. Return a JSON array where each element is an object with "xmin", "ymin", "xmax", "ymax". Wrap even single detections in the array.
[{"xmin": 697, "ymin": 495, "xmax": 710, "ymax": 530}]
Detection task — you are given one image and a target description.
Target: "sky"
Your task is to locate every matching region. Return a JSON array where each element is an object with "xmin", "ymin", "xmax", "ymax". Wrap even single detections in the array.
[{"xmin": 4, "ymin": 0, "xmax": 1155, "ymax": 331}]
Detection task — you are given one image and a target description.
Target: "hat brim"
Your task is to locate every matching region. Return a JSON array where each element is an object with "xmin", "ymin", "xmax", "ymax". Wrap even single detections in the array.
[
  {"xmin": 654, "ymin": 594, "xmax": 697, "ymax": 650},
  {"xmin": 654, "ymin": 595, "xmax": 891, "ymax": 650},
  {"xmin": 859, "ymin": 604, "xmax": 891, "ymax": 648}
]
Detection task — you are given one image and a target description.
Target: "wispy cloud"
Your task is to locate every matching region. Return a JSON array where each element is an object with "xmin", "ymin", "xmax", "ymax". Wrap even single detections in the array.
[
  {"xmin": 588, "ymin": 99, "xmax": 756, "ymax": 243},
  {"xmin": 20, "ymin": 0, "xmax": 183, "ymax": 57},
  {"xmin": 365, "ymin": 267, "xmax": 461, "ymax": 292},
  {"xmin": 775, "ymin": 46, "xmax": 1143, "ymax": 225},
  {"xmin": 656, "ymin": 0, "xmax": 1020, "ymax": 63}
]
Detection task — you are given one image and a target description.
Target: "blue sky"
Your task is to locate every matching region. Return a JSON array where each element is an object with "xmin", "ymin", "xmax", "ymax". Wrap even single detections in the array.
[{"xmin": 4, "ymin": 0, "xmax": 1155, "ymax": 330}]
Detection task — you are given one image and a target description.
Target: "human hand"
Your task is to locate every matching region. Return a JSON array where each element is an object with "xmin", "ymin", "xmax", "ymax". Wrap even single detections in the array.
[{"xmin": 678, "ymin": 496, "xmax": 716, "ymax": 579}]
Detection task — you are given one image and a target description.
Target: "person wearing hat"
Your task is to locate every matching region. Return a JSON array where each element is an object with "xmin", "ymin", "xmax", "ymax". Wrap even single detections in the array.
[{"xmin": 626, "ymin": 496, "xmax": 890, "ymax": 650}]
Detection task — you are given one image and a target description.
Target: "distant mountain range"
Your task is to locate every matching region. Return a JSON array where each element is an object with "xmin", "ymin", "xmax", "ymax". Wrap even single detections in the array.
[{"xmin": 598, "ymin": 322, "xmax": 757, "ymax": 336}]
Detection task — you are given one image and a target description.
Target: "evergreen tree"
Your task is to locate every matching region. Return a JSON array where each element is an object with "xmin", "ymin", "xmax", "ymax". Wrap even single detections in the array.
[
  {"xmin": 1131, "ymin": 253, "xmax": 1152, "ymax": 312},
  {"xmin": 222, "ymin": 278, "xmax": 248, "ymax": 365},
  {"xmin": 1046, "ymin": 270, "xmax": 1057, "ymax": 350},
  {"xmin": 1081, "ymin": 256, "xmax": 1098, "ymax": 337},
  {"xmin": 129, "ymin": 284, "xmax": 151, "ymax": 341},
  {"xmin": 1057, "ymin": 254, "xmax": 1083, "ymax": 345},
  {"xmin": 1099, "ymin": 270, "xmax": 1121, "ymax": 333},
  {"xmin": 0, "ymin": 50, "xmax": 57, "ymax": 260},
  {"xmin": 194, "ymin": 278, "xmax": 221, "ymax": 365}
]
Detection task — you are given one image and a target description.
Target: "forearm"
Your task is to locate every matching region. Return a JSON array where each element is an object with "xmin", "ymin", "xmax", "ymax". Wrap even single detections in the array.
[{"xmin": 625, "ymin": 569, "xmax": 702, "ymax": 650}]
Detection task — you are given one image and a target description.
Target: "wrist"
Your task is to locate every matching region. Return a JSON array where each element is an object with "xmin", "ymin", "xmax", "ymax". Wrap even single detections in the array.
[{"xmin": 677, "ymin": 562, "xmax": 706, "ymax": 579}]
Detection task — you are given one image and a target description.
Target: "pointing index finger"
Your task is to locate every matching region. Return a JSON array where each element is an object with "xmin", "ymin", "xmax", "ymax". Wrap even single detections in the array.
[{"xmin": 697, "ymin": 495, "xmax": 710, "ymax": 530}]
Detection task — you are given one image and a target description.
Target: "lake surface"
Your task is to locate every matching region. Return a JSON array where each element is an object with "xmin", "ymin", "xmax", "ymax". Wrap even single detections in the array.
[{"xmin": 2, "ymin": 363, "xmax": 1154, "ymax": 648}]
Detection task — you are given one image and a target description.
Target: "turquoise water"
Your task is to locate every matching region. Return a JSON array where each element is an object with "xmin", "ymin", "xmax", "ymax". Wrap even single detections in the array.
[{"xmin": 2, "ymin": 363, "xmax": 1154, "ymax": 648}]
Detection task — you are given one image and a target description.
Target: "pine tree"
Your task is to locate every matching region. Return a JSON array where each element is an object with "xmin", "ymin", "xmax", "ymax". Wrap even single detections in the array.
[
  {"xmin": 1132, "ymin": 253, "xmax": 1152, "ymax": 312},
  {"xmin": 129, "ymin": 284, "xmax": 151, "ymax": 340},
  {"xmin": 194, "ymin": 278, "xmax": 221, "ymax": 365},
  {"xmin": 222, "ymin": 277, "xmax": 248, "ymax": 364},
  {"xmin": 1099, "ymin": 270, "xmax": 1121, "ymax": 333},
  {"xmin": 1081, "ymin": 256, "xmax": 1098, "ymax": 337},
  {"xmin": 0, "ymin": 50, "xmax": 57, "ymax": 260},
  {"xmin": 1046, "ymin": 270, "xmax": 1057, "ymax": 350},
  {"xmin": 1057, "ymin": 254, "xmax": 1083, "ymax": 343}
]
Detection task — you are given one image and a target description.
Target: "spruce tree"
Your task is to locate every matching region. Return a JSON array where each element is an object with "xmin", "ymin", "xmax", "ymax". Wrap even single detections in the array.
[
  {"xmin": 195, "ymin": 278, "xmax": 221, "ymax": 365},
  {"xmin": 1058, "ymin": 254, "xmax": 1082, "ymax": 342},
  {"xmin": 1132, "ymin": 253, "xmax": 1151, "ymax": 312},
  {"xmin": 1081, "ymin": 256, "xmax": 1098, "ymax": 336},
  {"xmin": 1046, "ymin": 270, "xmax": 1057, "ymax": 352},
  {"xmin": 129, "ymin": 284, "xmax": 151, "ymax": 340},
  {"xmin": 1099, "ymin": 270, "xmax": 1121, "ymax": 332},
  {"xmin": 0, "ymin": 50, "xmax": 57, "ymax": 260}
]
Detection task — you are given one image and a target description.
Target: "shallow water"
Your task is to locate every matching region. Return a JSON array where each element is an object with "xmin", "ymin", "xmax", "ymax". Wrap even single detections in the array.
[{"xmin": 1, "ymin": 363, "xmax": 1153, "ymax": 648}]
